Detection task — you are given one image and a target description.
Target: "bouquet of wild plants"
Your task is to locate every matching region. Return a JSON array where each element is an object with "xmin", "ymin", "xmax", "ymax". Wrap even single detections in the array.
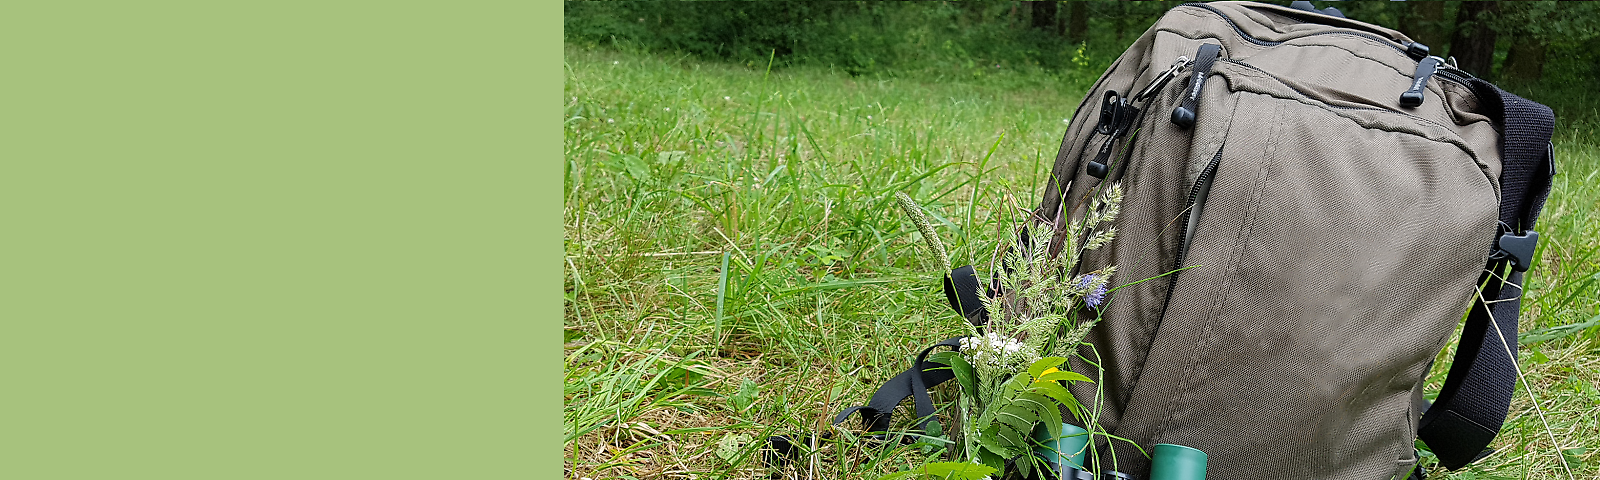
[{"xmin": 892, "ymin": 184, "xmax": 1123, "ymax": 478}]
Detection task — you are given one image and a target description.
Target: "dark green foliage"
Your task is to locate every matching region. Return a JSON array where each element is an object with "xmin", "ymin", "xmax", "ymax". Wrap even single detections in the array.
[
  {"xmin": 566, "ymin": 1, "xmax": 1600, "ymax": 129},
  {"xmin": 563, "ymin": 1, "xmax": 1179, "ymax": 76}
]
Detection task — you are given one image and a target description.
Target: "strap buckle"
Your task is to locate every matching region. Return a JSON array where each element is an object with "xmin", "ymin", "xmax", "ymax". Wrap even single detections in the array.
[{"xmin": 1493, "ymin": 224, "xmax": 1539, "ymax": 272}]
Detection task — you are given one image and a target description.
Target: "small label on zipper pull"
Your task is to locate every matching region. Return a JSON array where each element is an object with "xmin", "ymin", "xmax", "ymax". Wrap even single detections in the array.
[
  {"xmin": 1172, "ymin": 44, "xmax": 1222, "ymax": 129},
  {"xmin": 1400, "ymin": 56, "xmax": 1442, "ymax": 108}
]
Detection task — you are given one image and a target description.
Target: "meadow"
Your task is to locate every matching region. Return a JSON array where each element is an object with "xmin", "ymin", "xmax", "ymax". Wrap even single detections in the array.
[{"xmin": 563, "ymin": 44, "xmax": 1600, "ymax": 479}]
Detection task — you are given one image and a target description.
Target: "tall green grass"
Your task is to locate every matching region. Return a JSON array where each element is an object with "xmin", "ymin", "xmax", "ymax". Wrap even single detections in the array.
[{"xmin": 564, "ymin": 45, "xmax": 1600, "ymax": 479}]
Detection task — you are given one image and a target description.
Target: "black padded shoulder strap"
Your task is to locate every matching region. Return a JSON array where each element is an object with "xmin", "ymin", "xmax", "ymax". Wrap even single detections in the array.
[{"xmin": 1418, "ymin": 80, "xmax": 1555, "ymax": 470}]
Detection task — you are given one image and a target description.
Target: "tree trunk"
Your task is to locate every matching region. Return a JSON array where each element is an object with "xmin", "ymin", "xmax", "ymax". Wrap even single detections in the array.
[
  {"xmin": 1030, "ymin": 1, "xmax": 1057, "ymax": 34},
  {"xmin": 1503, "ymin": 40, "xmax": 1548, "ymax": 85},
  {"xmin": 1067, "ymin": 1, "xmax": 1088, "ymax": 43},
  {"xmin": 1447, "ymin": 1, "xmax": 1500, "ymax": 78}
]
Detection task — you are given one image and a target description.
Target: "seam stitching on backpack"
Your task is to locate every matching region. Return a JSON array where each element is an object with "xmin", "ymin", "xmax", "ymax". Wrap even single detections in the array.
[{"xmin": 1149, "ymin": 93, "xmax": 1259, "ymax": 449}]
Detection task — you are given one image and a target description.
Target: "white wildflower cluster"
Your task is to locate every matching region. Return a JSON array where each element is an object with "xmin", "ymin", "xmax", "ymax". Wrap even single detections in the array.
[{"xmin": 960, "ymin": 332, "xmax": 1039, "ymax": 373}]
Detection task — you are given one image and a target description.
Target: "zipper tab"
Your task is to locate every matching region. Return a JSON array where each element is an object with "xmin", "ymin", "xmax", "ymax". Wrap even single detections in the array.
[
  {"xmin": 1400, "ymin": 56, "xmax": 1442, "ymax": 108},
  {"xmin": 1088, "ymin": 55, "xmax": 1196, "ymax": 180},
  {"xmin": 1087, "ymin": 91, "xmax": 1139, "ymax": 179},
  {"xmin": 1087, "ymin": 138, "xmax": 1115, "ymax": 179},
  {"xmin": 1171, "ymin": 43, "xmax": 1222, "ymax": 129}
]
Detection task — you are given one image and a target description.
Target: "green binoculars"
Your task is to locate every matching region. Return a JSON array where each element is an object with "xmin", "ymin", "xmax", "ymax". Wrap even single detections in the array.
[{"xmin": 1034, "ymin": 423, "xmax": 1207, "ymax": 480}]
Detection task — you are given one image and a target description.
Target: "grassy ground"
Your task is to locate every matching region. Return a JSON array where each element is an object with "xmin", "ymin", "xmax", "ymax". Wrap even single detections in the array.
[{"xmin": 563, "ymin": 45, "xmax": 1600, "ymax": 479}]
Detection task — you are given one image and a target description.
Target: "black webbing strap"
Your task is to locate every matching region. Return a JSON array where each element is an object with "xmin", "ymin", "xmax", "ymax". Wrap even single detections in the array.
[
  {"xmin": 833, "ymin": 337, "xmax": 965, "ymax": 434},
  {"xmin": 1418, "ymin": 80, "xmax": 1555, "ymax": 470},
  {"xmin": 834, "ymin": 263, "xmax": 998, "ymax": 436},
  {"xmin": 944, "ymin": 265, "xmax": 990, "ymax": 326}
]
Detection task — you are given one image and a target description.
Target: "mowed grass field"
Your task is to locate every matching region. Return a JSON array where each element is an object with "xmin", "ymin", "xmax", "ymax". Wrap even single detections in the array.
[{"xmin": 563, "ymin": 45, "xmax": 1600, "ymax": 479}]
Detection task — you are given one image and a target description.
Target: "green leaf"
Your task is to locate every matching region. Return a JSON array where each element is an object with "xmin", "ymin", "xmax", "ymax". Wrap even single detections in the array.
[
  {"xmin": 1001, "ymin": 372, "xmax": 1032, "ymax": 393},
  {"xmin": 621, "ymin": 153, "xmax": 651, "ymax": 181},
  {"xmin": 946, "ymin": 355, "xmax": 977, "ymax": 396},
  {"xmin": 976, "ymin": 447, "xmax": 1007, "ymax": 473},
  {"xmin": 875, "ymin": 471, "xmax": 917, "ymax": 480},
  {"xmin": 1562, "ymin": 447, "xmax": 1588, "ymax": 471},
  {"xmin": 979, "ymin": 424, "xmax": 1024, "ymax": 459},
  {"xmin": 1014, "ymin": 393, "xmax": 1062, "ymax": 432},
  {"xmin": 917, "ymin": 462, "xmax": 999, "ymax": 480},
  {"xmin": 1032, "ymin": 382, "xmax": 1074, "ymax": 407},
  {"xmin": 991, "ymin": 418, "xmax": 1028, "ymax": 449},
  {"xmin": 926, "ymin": 351, "xmax": 960, "ymax": 366},
  {"xmin": 714, "ymin": 433, "xmax": 752, "ymax": 464},
  {"xmin": 1519, "ymin": 313, "xmax": 1600, "ymax": 345},
  {"xmin": 730, "ymin": 378, "xmax": 759, "ymax": 412},
  {"xmin": 1027, "ymin": 356, "xmax": 1069, "ymax": 379},
  {"xmin": 995, "ymin": 410, "xmax": 1037, "ymax": 436},
  {"xmin": 1010, "ymin": 393, "xmax": 1053, "ymax": 417},
  {"xmin": 1036, "ymin": 370, "xmax": 1092, "ymax": 384},
  {"xmin": 1033, "ymin": 382, "xmax": 1084, "ymax": 419},
  {"xmin": 657, "ymin": 150, "xmax": 686, "ymax": 165}
]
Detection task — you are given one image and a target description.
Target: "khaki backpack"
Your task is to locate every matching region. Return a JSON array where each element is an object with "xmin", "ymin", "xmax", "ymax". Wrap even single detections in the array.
[{"xmin": 828, "ymin": 2, "xmax": 1556, "ymax": 478}]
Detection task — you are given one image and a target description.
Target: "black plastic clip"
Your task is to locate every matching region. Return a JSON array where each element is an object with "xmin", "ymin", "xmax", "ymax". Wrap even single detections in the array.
[
  {"xmin": 1089, "ymin": 91, "xmax": 1137, "ymax": 179},
  {"xmin": 1495, "ymin": 230, "xmax": 1539, "ymax": 272},
  {"xmin": 1095, "ymin": 90, "xmax": 1124, "ymax": 136}
]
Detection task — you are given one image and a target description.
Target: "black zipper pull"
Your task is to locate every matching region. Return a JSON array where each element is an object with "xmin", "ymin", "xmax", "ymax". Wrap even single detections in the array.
[
  {"xmin": 1088, "ymin": 92, "xmax": 1124, "ymax": 178},
  {"xmin": 1086, "ymin": 137, "xmax": 1115, "ymax": 179},
  {"xmin": 1087, "ymin": 91, "xmax": 1141, "ymax": 179},
  {"xmin": 1404, "ymin": 41, "xmax": 1431, "ymax": 61},
  {"xmin": 1171, "ymin": 43, "xmax": 1222, "ymax": 129},
  {"xmin": 1400, "ymin": 56, "xmax": 1442, "ymax": 108}
]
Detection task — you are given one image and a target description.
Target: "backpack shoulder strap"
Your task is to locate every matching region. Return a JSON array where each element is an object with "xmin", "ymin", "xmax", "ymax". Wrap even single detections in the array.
[
  {"xmin": 833, "ymin": 266, "xmax": 996, "ymax": 436},
  {"xmin": 1418, "ymin": 80, "xmax": 1555, "ymax": 471},
  {"xmin": 833, "ymin": 337, "xmax": 964, "ymax": 435}
]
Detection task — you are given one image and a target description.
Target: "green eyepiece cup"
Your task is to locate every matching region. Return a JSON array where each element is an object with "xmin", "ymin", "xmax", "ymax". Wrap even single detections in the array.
[
  {"xmin": 1149, "ymin": 443, "xmax": 1207, "ymax": 480},
  {"xmin": 1032, "ymin": 423, "xmax": 1089, "ymax": 470}
]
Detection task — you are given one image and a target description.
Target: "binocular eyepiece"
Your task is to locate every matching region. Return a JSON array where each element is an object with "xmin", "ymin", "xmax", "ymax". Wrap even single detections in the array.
[{"xmin": 1034, "ymin": 424, "xmax": 1208, "ymax": 480}]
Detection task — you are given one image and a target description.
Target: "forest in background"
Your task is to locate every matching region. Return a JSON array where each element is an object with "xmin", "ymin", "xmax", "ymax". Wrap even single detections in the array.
[{"xmin": 565, "ymin": 1, "xmax": 1600, "ymax": 127}]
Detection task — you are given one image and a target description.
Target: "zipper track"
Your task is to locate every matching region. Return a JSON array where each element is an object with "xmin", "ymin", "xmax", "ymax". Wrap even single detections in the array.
[
  {"xmin": 1218, "ymin": 59, "xmax": 1458, "ymax": 133},
  {"xmin": 1175, "ymin": 149, "xmax": 1222, "ymax": 271},
  {"xmin": 1157, "ymin": 147, "xmax": 1224, "ymax": 326},
  {"xmin": 1182, "ymin": 2, "xmax": 1480, "ymax": 91},
  {"xmin": 1185, "ymin": 3, "xmax": 1405, "ymax": 53}
]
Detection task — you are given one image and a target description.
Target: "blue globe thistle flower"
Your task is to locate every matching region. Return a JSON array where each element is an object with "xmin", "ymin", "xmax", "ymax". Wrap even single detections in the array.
[{"xmin": 1085, "ymin": 284, "xmax": 1108, "ymax": 308}]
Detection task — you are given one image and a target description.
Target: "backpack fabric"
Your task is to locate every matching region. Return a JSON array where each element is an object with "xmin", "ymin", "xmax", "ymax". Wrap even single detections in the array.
[
  {"xmin": 1035, "ymin": 2, "xmax": 1553, "ymax": 478},
  {"xmin": 827, "ymin": 2, "xmax": 1555, "ymax": 479}
]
